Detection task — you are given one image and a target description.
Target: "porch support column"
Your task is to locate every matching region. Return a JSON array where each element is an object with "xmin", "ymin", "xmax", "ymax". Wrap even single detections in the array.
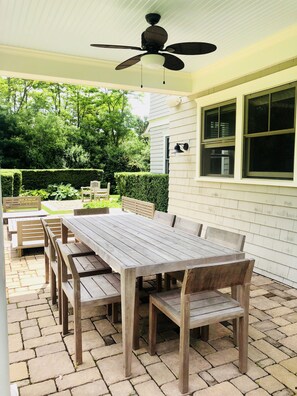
[{"xmin": 0, "ymin": 176, "xmax": 11, "ymax": 396}]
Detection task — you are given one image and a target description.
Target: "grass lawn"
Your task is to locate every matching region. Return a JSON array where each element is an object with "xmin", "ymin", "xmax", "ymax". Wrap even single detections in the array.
[{"xmin": 41, "ymin": 195, "xmax": 121, "ymax": 215}]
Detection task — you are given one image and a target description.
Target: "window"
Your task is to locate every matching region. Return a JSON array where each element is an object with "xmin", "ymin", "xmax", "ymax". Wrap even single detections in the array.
[
  {"xmin": 245, "ymin": 84, "xmax": 295, "ymax": 179},
  {"xmin": 202, "ymin": 101, "xmax": 236, "ymax": 176},
  {"xmin": 165, "ymin": 136, "xmax": 170, "ymax": 174}
]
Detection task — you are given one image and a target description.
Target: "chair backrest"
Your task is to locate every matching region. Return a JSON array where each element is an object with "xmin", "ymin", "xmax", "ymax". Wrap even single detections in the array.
[
  {"xmin": 16, "ymin": 218, "xmax": 44, "ymax": 245},
  {"xmin": 205, "ymin": 226, "xmax": 246, "ymax": 251},
  {"xmin": 174, "ymin": 217, "xmax": 202, "ymax": 236},
  {"xmin": 56, "ymin": 239, "xmax": 79, "ymax": 280},
  {"xmin": 153, "ymin": 211, "xmax": 176, "ymax": 227},
  {"xmin": 122, "ymin": 196, "xmax": 137, "ymax": 213},
  {"xmin": 3, "ymin": 196, "xmax": 41, "ymax": 212},
  {"xmin": 74, "ymin": 207, "xmax": 109, "ymax": 216},
  {"xmin": 122, "ymin": 196, "xmax": 155, "ymax": 219},
  {"xmin": 90, "ymin": 180, "xmax": 100, "ymax": 189},
  {"xmin": 182, "ymin": 259, "xmax": 254, "ymax": 296}
]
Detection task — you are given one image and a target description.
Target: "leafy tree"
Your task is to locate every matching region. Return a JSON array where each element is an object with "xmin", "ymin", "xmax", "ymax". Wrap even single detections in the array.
[{"xmin": 0, "ymin": 77, "xmax": 150, "ymax": 184}]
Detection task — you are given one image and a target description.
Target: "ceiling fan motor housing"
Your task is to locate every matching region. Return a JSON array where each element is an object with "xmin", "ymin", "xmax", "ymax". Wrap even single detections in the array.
[{"xmin": 145, "ymin": 13, "xmax": 161, "ymax": 26}]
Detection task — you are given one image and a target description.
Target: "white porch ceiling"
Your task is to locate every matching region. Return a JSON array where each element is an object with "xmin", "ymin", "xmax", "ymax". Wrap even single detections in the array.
[{"xmin": 1, "ymin": 0, "xmax": 297, "ymax": 93}]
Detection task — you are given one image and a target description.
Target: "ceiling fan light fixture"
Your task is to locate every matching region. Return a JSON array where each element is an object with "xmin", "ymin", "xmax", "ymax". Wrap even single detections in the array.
[{"xmin": 141, "ymin": 54, "xmax": 165, "ymax": 69}]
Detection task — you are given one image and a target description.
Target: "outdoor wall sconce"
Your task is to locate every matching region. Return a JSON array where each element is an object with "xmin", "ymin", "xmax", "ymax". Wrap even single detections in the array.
[
  {"xmin": 174, "ymin": 143, "xmax": 189, "ymax": 153},
  {"xmin": 166, "ymin": 95, "xmax": 182, "ymax": 107}
]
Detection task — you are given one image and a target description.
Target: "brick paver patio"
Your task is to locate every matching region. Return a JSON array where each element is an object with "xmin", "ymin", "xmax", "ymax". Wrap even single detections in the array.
[{"xmin": 4, "ymin": 224, "xmax": 297, "ymax": 396}]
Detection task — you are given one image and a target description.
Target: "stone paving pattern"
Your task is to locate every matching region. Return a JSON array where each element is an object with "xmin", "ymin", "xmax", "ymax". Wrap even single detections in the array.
[{"xmin": 4, "ymin": 224, "xmax": 297, "ymax": 396}]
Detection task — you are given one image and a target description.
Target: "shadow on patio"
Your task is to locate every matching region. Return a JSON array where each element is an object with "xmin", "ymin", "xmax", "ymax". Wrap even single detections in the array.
[{"xmin": 5, "ymin": 224, "xmax": 297, "ymax": 396}]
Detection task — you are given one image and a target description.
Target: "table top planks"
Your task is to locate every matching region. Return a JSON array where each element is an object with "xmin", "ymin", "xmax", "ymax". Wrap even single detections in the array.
[{"xmin": 62, "ymin": 214, "xmax": 244, "ymax": 277}]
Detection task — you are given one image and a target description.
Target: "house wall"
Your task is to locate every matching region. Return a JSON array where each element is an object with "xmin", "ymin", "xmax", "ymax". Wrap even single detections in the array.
[
  {"xmin": 167, "ymin": 66, "xmax": 297, "ymax": 288},
  {"xmin": 150, "ymin": 124, "xmax": 169, "ymax": 174},
  {"xmin": 148, "ymin": 94, "xmax": 170, "ymax": 173}
]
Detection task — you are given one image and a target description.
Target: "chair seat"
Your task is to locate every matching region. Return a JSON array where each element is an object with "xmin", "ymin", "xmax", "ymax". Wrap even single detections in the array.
[
  {"xmin": 63, "ymin": 272, "xmax": 121, "ymax": 305},
  {"xmin": 73, "ymin": 254, "xmax": 111, "ymax": 276},
  {"xmin": 151, "ymin": 289, "xmax": 244, "ymax": 328},
  {"xmin": 61, "ymin": 241, "xmax": 93, "ymax": 256}
]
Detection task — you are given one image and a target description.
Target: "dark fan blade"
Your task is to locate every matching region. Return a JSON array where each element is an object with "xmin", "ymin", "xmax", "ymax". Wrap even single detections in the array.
[
  {"xmin": 162, "ymin": 53, "xmax": 184, "ymax": 71},
  {"xmin": 164, "ymin": 42, "xmax": 217, "ymax": 55},
  {"xmin": 91, "ymin": 44, "xmax": 143, "ymax": 51},
  {"xmin": 143, "ymin": 26, "xmax": 168, "ymax": 46},
  {"xmin": 115, "ymin": 54, "xmax": 142, "ymax": 70}
]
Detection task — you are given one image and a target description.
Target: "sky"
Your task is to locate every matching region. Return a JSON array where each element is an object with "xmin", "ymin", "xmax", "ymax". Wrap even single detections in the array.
[{"xmin": 129, "ymin": 92, "xmax": 150, "ymax": 118}]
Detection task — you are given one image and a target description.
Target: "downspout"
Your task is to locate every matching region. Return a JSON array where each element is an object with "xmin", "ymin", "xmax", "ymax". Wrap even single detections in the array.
[{"xmin": 0, "ymin": 176, "xmax": 11, "ymax": 396}]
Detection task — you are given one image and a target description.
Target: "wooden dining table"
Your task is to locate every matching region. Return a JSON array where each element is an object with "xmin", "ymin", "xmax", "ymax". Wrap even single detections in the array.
[{"xmin": 62, "ymin": 213, "xmax": 245, "ymax": 377}]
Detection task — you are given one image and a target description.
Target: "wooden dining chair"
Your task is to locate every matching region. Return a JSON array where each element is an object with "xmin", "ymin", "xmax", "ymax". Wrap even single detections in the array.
[
  {"xmin": 81, "ymin": 180, "xmax": 101, "ymax": 202},
  {"xmin": 73, "ymin": 207, "xmax": 109, "ymax": 216},
  {"xmin": 46, "ymin": 226, "xmax": 111, "ymax": 324},
  {"xmin": 204, "ymin": 226, "xmax": 246, "ymax": 343},
  {"xmin": 149, "ymin": 258, "xmax": 254, "ymax": 394},
  {"xmin": 165, "ymin": 217, "xmax": 203, "ymax": 289},
  {"xmin": 153, "ymin": 210, "xmax": 176, "ymax": 226},
  {"xmin": 56, "ymin": 239, "xmax": 122, "ymax": 366}
]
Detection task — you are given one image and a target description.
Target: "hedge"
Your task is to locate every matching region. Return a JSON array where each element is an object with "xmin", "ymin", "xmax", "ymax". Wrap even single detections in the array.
[
  {"xmin": 21, "ymin": 169, "xmax": 103, "ymax": 190},
  {"xmin": 0, "ymin": 169, "xmax": 22, "ymax": 197},
  {"xmin": 115, "ymin": 172, "xmax": 169, "ymax": 212}
]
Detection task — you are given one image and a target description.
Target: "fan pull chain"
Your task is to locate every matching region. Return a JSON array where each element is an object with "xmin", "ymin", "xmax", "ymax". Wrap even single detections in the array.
[
  {"xmin": 163, "ymin": 67, "xmax": 165, "ymax": 85},
  {"xmin": 141, "ymin": 63, "xmax": 143, "ymax": 88}
]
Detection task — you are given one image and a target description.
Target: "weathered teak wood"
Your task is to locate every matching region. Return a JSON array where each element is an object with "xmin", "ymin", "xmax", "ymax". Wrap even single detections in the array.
[
  {"xmin": 47, "ymin": 225, "xmax": 111, "ymax": 325},
  {"xmin": 61, "ymin": 213, "xmax": 245, "ymax": 378},
  {"xmin": 205, "ymin": 226, "xmax": 246, "ymax": 251},
  {"xmin": 174, "ymin": 217, "xmax": 203, "ymax": 236},
  {"xmin": 153, "ymin": 210, "xmax": 176, "ymax": 226},
  {"xmin": 3, "ymin": 196, "xmax": 41, "ymax": 212},
  {"xmin": 204, "ymin": 226, "xmax": 246, "ymax": 344},
  {"xmin": 11, "ymin": 218, "xmax": 45, "ymax": 256},
  {"xmin": 81, "ymin": 181, "xmax": 100, "ymax": 202},
  {"xmin": 74, "ymin": 207, "xmax": 109, "ymax": 216},
  {"xmin": 56, "ymin": 239, "xmax": 121, "ymax": 366},
  {"xmin": 165, "ymin": 217, "xmax": 203, "ymax": 289},
  {"xmin": 149, "ymin": 259, "xmax": 255, "ymax": 394},
  {"xmin": 93, "ymin": 182, "xmax": 110, "ymax": 200},
  {"xmin": 3, "ymin": 210, "xmax": 48, "ymax": 224},
  {"xmin": 122, "ymin": 196, "xmax": 155, "ymax": 219}
]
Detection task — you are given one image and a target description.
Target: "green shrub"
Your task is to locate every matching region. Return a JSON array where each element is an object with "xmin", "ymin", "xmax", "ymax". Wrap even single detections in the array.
[
  {"xmin": 21, "ymin": 169, "xmax": 103, "ymax": 190},
  {"xmin": 47, "ymin": 183, "xmax": 80, "ymax": 200},
  {"xmin": 83, "ymin": 197, "xmax": 121, "ymax": 209},
  {"xmin": 21, "ymin": 188, "xmax": 50, "ymax": 200},
  {"xmin": 0, "ymin": 169, "xmax": 22, "ymax": 197},
  {"xmin": 114, "ymin": 172, "xmax": 169, "ymax": 212}
]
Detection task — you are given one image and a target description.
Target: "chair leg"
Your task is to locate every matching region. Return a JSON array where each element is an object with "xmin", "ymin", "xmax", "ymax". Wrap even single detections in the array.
[
  {"xmin": 200, "ymin": 325, "xmax": 209, "ymax": 341},
  {"xmin": 62, "ymin": 290, "xmax": 69, "ymax": 335},
  {"xmin": 231, "ymin": 285, "xmax": 239, "ymax": 346},
  {"xmin": 74, "ymin": 300, "xmax": 82, "ymax": 366},
  {"xmin": 156, "ymin": 274, "xmax": 162, "ymax": 292},
  {"xmin": 138, "ymin": 276, "xmax": 143, "ymax": 290},
  {"xmin": 179, "ymin": 310, "xmax": 190, "ymax": 394},
  {"xmin": 50, "ymin": 268, "xmax": 57, "ymax": 305},
  {"xmin": 111, "ymin": 303, "xmax": 118, "ymax": 323},
  {"xmin": 164, "ymin": 274, "xmax": 171, "ymax": 290},
  {"xmin": 45, "ymin": 255, "xmax": 49, "ymax": 284},
  {"xmin": 148, "ymin": 300, "xmax": 157, "ymax": 355},
  {"xmin": 238, "ymin": 314, "xmax": 248, "ymax": 373}
]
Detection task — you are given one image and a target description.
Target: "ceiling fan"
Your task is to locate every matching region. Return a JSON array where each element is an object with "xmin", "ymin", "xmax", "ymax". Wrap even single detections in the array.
[{"xmin": 91, "ymin": 13, "xmax": 217, "ymax": 71}]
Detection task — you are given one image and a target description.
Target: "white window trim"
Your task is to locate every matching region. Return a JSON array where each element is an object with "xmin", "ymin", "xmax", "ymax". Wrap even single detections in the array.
[
  {"xmin": 163, "ymin": 135, "xmax": 170, "ymax": 174},
  {"xmin": 195, "ymin": 66, "xmax": 297, "ymax": 188}
]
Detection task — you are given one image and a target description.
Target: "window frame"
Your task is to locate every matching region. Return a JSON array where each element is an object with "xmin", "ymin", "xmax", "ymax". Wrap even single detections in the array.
[
  {"xmin": 201, "ymin": 99, "xmax": 236, "ymax": 177},
  {"xmin": 164, "ymin": 135, "xmax": 170, "ymax": 174},
  {"xmin": 244, "ymin": 83, "xmax": 296, "ymax": 179}
]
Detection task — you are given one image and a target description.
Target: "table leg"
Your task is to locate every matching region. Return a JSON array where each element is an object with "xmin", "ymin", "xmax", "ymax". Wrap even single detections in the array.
[{"xmin": 121, "ymin": 268, "xmax": 136, "ymax": 378}]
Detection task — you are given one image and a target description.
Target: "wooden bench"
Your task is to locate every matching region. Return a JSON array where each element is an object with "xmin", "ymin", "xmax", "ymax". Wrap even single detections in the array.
[
  {"xmin": 2, "ymin": 196, "xmax": 47, "ymax": 224},
  {"xmin": 3, "ymin": 196, "xmax": 41, "ymax": 212},
  {"xmin": 11, "ymin": 218, "xmax": 45, "ymax": 256},
  {"xmin": 122, "ymin": 196, "xmax": 155, "ymax": 219}
]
